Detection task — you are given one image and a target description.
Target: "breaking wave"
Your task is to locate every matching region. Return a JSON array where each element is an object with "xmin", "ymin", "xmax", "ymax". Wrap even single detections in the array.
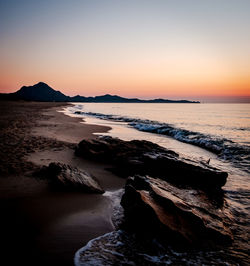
[
  {"xmin": 69, "ymin": 109, "xmax": 250, "ymax": 173},
  {"xmin": 75, "ymin": 230, "xmax": 247, "ymax": 266}
]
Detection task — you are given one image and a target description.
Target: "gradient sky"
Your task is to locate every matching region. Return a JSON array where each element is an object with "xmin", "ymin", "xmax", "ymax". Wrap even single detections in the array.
[{"xmin": 0, "ymin": 0, "xmax": 250, "ymax": 101}]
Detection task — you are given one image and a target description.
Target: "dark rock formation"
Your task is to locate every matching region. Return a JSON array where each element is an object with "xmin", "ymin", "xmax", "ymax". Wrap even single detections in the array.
[
  {"xmin": 75, "ymin": 135, "xmax": 177, "ymax": 160},
  {"xmin": 36, "ymin": 162, "xmax": 104, "ymax": 193},
  {"xmin": 75, "ymin": 136, "xmax": 228, "ymax": 190},
  {"xmin": 121, "ymin": 175, "xmax": 233, "ymax": 247}
]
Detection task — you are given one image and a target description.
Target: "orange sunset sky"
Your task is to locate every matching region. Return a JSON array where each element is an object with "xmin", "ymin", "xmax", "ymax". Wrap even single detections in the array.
[{"xmin": 0, "ymin": 0, "xmax": 249, "ymax": 102}]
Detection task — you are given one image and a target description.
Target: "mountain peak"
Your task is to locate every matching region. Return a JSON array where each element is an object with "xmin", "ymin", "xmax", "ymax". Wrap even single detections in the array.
[
  {"xmin": 15, "ymin": 82, "xmax": 69, "ymax": 101},
  {"xmin": 35, "ymin": 82, "xmax": 49, "ymax": 87},
  {"xmin": 20, "ymin": 82, "xmax": 51, "ymax": 90}
]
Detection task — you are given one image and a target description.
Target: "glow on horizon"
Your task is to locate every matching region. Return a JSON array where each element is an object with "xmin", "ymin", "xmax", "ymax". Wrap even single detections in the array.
[{"xmin": 0, "ymin": 0, "xmax": 249, "ymax": 101}]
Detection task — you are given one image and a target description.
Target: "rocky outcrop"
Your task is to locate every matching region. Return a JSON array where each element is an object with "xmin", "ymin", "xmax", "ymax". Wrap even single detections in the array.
[
  {"xmin": 121, "ymin": 175, "xmax": 233, "ymax": 247},
  {"xmin": 75, "ymin": 136, "xmax": 228, "ymax": 190},
  {"xmin": 37, "ymin": 162, "xmax": 104, "ymax": 193}
]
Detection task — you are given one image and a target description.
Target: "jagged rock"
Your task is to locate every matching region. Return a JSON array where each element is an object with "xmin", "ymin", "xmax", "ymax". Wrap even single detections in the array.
[
  {"xmin": 75, "ymin": 136, "xmax": 228, "ymax": 190},
  {"xmin": 121, "ymin": 175, "xmax": 233, "ymax": 247},
  {"xmin": 38, "ymin": 162, "xmax": 104, "ymax": 193}
]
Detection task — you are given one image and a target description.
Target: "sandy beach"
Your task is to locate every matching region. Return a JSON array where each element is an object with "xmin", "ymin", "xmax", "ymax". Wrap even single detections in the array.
[
  {"xmin": 0, "ymin": 101, "xmax": 249, "ymax": 266},
  {"xmin": 0, "ymin": 101, "xmax": 125, "ymax": 266}
]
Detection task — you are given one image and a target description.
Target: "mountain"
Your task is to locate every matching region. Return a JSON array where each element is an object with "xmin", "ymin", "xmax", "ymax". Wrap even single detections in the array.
[
  {"xmin": 0, "ymin": 82, "xmax": 200, "ymax": 103},
  {"xmin": 70, "ymin": 94, "xmax": 199, "ymax": 103},
  {"xmin": 14, "ymin": 82, "xmax": 70, "ymax": 101},
  {"xmin": 70, "ymin": 94, "xmax": 143, "ymax": 103}
]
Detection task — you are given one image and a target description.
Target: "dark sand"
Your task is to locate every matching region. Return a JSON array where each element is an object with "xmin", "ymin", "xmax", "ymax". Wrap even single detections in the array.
[{"xmin": 0, "ymin": 101, "xmax": 125, "ymax": 266}]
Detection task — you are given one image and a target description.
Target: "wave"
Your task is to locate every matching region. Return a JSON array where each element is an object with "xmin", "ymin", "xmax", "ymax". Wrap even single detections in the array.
[
  {"xmin": 75, "ymin": 229, "xmax": 246, "ymax": 265},
  {"xmin": 69, "ymin": 109, "xmax": 250, "ymax": 173}
]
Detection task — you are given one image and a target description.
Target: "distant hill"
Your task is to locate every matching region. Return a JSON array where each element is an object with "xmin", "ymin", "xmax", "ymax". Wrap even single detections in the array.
[
  {"xmin": 0, "ymin": 82, "xmax": 200, "ymax": 103},
  {"xmin": 15, "ymin": 82, "xmax": 70, "ymax": 101}
]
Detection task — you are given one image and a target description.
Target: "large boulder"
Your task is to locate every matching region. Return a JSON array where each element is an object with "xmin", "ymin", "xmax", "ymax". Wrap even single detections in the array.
[
  {"xmin": 75, "ymin": 136, "xmax": 228, "ymax": 190},
  {"xmin": 121, "ymin": 175, "xmax": 233, "ymax": 247},
  {"xmin": 75, "ymin": 136, "xmax": 177, "ymax": 161},
  {"xmin": 38, "ymin": 162, "xmax": 104, "ymax": 194}
]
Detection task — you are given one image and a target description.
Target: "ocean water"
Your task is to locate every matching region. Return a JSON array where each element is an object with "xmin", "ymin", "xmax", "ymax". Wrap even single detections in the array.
[{"xmin": 63, "ymin": 103, "xmax": 250, "ymax": 265}]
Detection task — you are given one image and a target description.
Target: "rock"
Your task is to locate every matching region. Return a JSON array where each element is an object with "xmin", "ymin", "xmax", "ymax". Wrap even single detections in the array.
[
  {"xmin": 75, "ymin": 136, "xmax": 177, "ymax": 161},
  {"xmin": 121, "ymin": 175, "xmax": 233, "ymax": 247},
  {"xmin": 141, "ymin": 153, "xmax": 228, "ymax": 189},
  {"xmin": 38, "ymin": 162, "xmax": 104, "ymax": 194},
  {"xmin": 75, "ymin": 136, "xmax": 228, "ymax": 190}
]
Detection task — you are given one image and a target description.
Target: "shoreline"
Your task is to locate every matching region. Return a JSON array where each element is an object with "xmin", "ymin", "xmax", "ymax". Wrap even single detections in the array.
[
  {"xmin": 0, "ymin": 101, "xmax": 125, "ymax": 266},
  {"xmin": 32, "ymin": 103, "xmax": 112, "ymax": 143},
  {"xmin": 0, "ymin": 101, "xmax": 249, "ymax": 265}
]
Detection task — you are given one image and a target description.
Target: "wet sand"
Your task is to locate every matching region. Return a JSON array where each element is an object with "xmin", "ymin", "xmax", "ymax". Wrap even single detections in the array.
[{"xmin": 0, "ymin": 101, "xmax": 125, "ymax": 266}]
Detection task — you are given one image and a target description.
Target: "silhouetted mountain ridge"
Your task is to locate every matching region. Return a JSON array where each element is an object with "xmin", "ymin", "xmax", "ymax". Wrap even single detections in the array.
[
  {"xmin": 0, "ymin": 82, "xmax": 200, "ymax": 103},
  {"xmin": 15, "ymin": 82, "xmax": 70, "ymax": 101}
]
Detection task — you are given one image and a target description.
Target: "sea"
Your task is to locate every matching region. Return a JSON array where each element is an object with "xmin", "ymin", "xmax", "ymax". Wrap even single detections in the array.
[{"xmin": 63, "ymin": 103, "xmax": 250, "ymax": 265}]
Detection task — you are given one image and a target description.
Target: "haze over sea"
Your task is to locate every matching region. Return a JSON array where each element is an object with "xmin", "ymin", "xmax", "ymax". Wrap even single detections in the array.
[{"xmin": 65, "ymin": 102, "xmax": 250, "ymax": 265}]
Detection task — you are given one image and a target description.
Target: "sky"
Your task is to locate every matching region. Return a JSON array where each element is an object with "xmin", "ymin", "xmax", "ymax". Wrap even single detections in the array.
[{"xmin": 0, "ymin": 0, "xmax": 250, "ymax": 102}]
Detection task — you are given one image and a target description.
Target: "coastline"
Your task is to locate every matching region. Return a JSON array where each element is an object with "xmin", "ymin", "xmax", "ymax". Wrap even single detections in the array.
[
  {"xmin": 0, "ymin": 101, "xmax": 249, "ymax": 265},
  {"xmin": 0, "ymin": 101, "xmax": 125, "ymax": 266}
]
